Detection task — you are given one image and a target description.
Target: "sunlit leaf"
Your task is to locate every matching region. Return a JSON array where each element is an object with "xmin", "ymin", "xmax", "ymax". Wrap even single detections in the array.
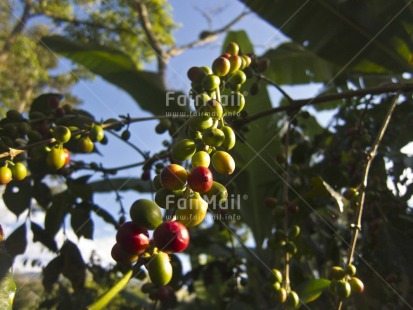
[
  {"xmin": 298, "ymin": 278, "xmax": 331, "ymax": 304},
  {"xmin": 306, "ymin": 176, "xmax": 344, "ymax": 212}
]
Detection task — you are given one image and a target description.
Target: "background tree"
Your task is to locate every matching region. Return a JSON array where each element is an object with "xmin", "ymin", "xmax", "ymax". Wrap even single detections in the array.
[
  {"xmin": 1, "ymin": 0, "xmax": 413, "ymax": 309},
  {"xmin": 0, "ymin": 0, "xmax": 177, "ymax": 114}
]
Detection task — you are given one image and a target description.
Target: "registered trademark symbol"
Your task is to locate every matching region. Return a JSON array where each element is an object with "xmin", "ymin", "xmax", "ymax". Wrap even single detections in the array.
[
  {"xmin": 243, "ymin": 194, "xmax": 248, "ymax": 200},
  {"xmin": 243, "ymin": 91, "xmax": 249, "ymax": 96}
]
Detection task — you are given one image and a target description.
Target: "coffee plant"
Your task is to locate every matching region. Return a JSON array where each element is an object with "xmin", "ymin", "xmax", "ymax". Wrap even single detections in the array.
[{"xmin": 2, "ymin": 1, "xmax": 413, "ymax": 309}]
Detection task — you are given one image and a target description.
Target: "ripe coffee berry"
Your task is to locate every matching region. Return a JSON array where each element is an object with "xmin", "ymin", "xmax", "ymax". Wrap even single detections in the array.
[
  {"xmin": 116, "ymin": 221, "xmax": 150, "ymax": 255},
  {"xmin": 187, "ymin": 166, "xmax": 213, "ymax": 193},
  {"xmin": 153, "ymin": 221, "xmax": 190, "ymax": 253}
]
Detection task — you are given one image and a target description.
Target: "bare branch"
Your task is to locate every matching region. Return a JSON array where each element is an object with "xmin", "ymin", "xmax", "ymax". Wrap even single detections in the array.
[
  {"xmin": 130, "ymin": 0, "xmax": 168, "ymax": 83},
  {"xmin": 167, "ymin": 10, "xmax": 249, "ymax": 57},
  {"xmin": 238, "ymin": 82, "xmax": 413, "ymax": 126}
]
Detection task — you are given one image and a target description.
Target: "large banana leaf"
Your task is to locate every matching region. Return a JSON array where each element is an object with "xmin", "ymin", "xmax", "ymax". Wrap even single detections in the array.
[
  {"xmin": 241, "ymin": 0, "xmax": 413, "ymax": 74},
  {"xmin": 262, "ymin": 42, "xmax": 339, "ymax": 85},
  {"xmin": 41, "ymin": 35, "xmax": 185, "ymax": 115}
]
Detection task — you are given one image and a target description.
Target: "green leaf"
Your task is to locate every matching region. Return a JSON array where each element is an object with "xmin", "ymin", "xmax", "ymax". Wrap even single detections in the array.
[
  {"xmin": 222, "ymin": 30, "xmax": 254, "ymax": 55},
  {"xmin": 89, "ymin": 178, "xmax": 151, "ymax": 193},
  {"xmin": 92, "ymin": 205, "xmax": 118, "ymax": 228},
  {"xmin": 5, "ymin": 223, "xmax": 27, "ymax": 258},
  {"xmin": 45, "ymin": 191, "xmax": 74, "ymax": 237},
  {"xmin": 262, "ymin": 42, "xmax": 339, "ymax": 85},
  {"xmin": 41, "ymin": 35, "xmax": 185, "ymax": 115},
  {"xmin": 31, "ymin": 222, "xmax": 58, "ymax": 252},
  {"xmin": 242, "ymin": 0, "xmax": 413, "ymax": 74},
  {"xmin": 3, "ymin": 180, "xmax": 32, "ymax": 217},
  {"xmin": 298, "ymin": 278, "xmax": 331, "ymax": 304},
  {"xmin": 0, "ymin": 272, "xmax": 15, "ymax": 310},
  {"xmin": 304, "ymin": 176, "xmax": 344, "ymax": 212}
]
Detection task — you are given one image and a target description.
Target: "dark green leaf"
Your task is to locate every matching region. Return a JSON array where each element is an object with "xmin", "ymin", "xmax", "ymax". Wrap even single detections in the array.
[
  {"xmin": 298, "ymin": 278, "xmax": 331, "ymax": 304},
  {"xmin": 42, "ymin": 256, "xmax": 63, "ymax": 292},
  {"xmin": 89, "ymin": 178, "xmax": 151, "ymax": 193},
  {"xmin": 67, "ymin": 176, "xmax": 93, "ymax": 201},
  {"xmin": 45, "ymin": 191, "xmax": 73, "ymax": 237},
  {"xmin": 3, "ymin": 180, "xmax": 32, "ymax": 217},
  {"xmin": 5, "ymin": 223, "xmax": 27, "ymax": 258},
  {"xmin": 41, "ymin": 36, "xmax": 186, "ymax": 115},
  {"xmin": 242, "ymin": 0, "xmax": 413, "ymax": 74},
  {"xmin": 70, "ymin": 206, "xmax": 94, "ymax": 239},
  {"xmin": 92, "ymin": 205, "xmax": 118, "ymax": 228},
  {"xmin": 262, "ymin": 42, "xmax": 339, "ymax": 84},
  {"xmin": 32, "ymin": 181, "xmax": 52, "ymax": 209},
  {"xmin": 61, "ymin": 241, "xmax": 86, "ymax": 293},
  {"xmin": 298, "ymin": 114, "xmax": 325, "ymax": 139},
  {"xmin": 31, "ymin": 222, "xmax": 58, "ymax": 252}
]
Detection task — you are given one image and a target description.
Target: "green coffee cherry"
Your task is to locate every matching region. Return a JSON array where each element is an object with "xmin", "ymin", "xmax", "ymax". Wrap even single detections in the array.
[
  {"xmin": 171, "ymin": 139, "xmax": 196, "ymax": 161},
  {"xmin": 202, "ymin": 128, "xmax": 225, "ymax": 147}
]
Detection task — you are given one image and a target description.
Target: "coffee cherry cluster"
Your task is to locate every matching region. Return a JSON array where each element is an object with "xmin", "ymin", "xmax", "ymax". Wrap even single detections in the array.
[
  {"xmin": 268, "ymin": 225, "xmax": 300, "ymax": 256},
  {"xmin": 329, "ymin": 264, "xmax": 364, "ymax": 299},
  {"xmin": 111, "ymin": 199, "xmax": 190, "ymax": 287},
  {"xmin": 0, "ymin": 95, "xmax": 108, "ymax": 184},
  {"xmin": 110, "ymin": 42, "xmax": 253, "ymax": 289},
  {"xmin": 264, "ymin": 268, "xmax": 299, "ymax": 307}
]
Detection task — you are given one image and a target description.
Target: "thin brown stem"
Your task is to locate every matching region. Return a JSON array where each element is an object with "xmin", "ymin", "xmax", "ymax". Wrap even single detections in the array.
[
  {"xmin": 337, "ymin": 93, "xmax": 400, "ymax": 310},
  {"xmin": 255, "ymin": 73, "xmax": 294, "ymax": 104},
  {"xmin": 238, "ymin": 82, "xmax": 413, "ymax": 126},
  {"xmin": 283, "ymin": 121, "xmax": 291, "ymax": 292},
  {"xmin": 167, "ymin": 10, "xmax": 249, "ymax": 57},
  {"xmin": 131, "ymin": 0, "xmax": 168, "ymax": 83}
]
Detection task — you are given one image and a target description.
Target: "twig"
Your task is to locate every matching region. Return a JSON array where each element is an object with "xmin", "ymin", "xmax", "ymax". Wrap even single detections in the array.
[
  {"xmin": 282, "ymin": 121, "xmax": 291, "ymax": 292},
  {"xmin": 106, "ymin": 130, "xmax": 149, "ymax": 159},
  {"xmin": 167, "ymin": 10, "xmax": 249, "ymax": 57},
  {"xmin": 238, "ymin": 82, "xmax": 413, "ymax": 126},
  {"xmin": 131, "ymin": 0, "xmax": 168, "ymax": 83},
  {"xmin": 337, "ymin": 93, "xmax": 400, "ymax": 310},
  {"xmin": 255, "ymin": 73, "xmax": 294, "ymax": 104}
]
